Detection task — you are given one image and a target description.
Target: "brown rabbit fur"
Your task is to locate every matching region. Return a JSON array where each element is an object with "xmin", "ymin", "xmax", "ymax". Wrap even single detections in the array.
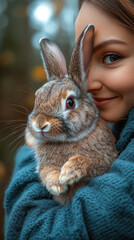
[{"xmin": 25, "ymin": 24, "xmax": 117, "ymax": 205}]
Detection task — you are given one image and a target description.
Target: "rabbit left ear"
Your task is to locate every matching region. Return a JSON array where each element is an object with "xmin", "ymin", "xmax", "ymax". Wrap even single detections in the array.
[
  {"xmin": 69, "ymin": 24, "xmax": 95, "ymax": 92},
  {"xmin": 39, "ymin": 38, "xmax": 67, "ymax": 81}
]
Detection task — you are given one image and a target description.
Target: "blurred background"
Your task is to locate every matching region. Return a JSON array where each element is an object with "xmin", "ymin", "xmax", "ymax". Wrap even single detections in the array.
[{"xmin": 0, "ymin": 0, "xmax": 79, "ymax": 238}]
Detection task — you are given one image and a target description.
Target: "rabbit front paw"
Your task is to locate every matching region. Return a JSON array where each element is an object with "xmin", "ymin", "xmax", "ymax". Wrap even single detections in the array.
[
  {"xmin": 59, "ymin": 168, "xmax": 81, "ymax": 186},
  {"xmin": 40, "ymin": 167, "xmax": 68, "ymax": 196},
  {"xmin": 59, "ymin": 155, "xmax": 87, "ymax": 186},
  {"xmin": 48, "ymin": 183, "xmax": 68, "ymax": 196}
]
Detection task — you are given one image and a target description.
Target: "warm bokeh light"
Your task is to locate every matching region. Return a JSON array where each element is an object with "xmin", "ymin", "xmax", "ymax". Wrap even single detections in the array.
[
  {"xmin": 30, "ymin": 65, "xmax": 47, "ymax": 82},
  {"xmin": 0, "ymin": 51, "xmax": 15, "ymax": 66}
]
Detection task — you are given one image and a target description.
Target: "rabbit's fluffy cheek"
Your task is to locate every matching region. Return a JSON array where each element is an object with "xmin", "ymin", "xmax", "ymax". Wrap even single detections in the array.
[
  {"xmin": 47, "ymin": 118, "xmax": 64, "ymax": 136},
  {"xmin": 25, "ymin": 128, "xmax": 36, "ymax": 148}
]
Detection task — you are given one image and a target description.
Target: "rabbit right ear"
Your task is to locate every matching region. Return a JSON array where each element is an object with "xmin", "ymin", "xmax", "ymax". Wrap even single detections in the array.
[
  {"xmin": 69, "ymin": 24, "xmax": 94, "ymax": 93},
  {"xmin": 39, "ymin": 38, "xmax": 67, "ymax": 81}
]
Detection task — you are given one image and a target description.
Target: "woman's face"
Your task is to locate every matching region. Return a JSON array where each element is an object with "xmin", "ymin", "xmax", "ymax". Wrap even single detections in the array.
[{"xmin": 75, "ymin": 2, "xmax": 134, "ymax": 122}]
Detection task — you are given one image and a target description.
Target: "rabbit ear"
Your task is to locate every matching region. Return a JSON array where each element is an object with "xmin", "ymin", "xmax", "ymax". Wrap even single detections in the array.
[
  {"xmin": 69, "ymin": 24, "xmax": 94, "ymax": 92},
  {"xmin": 39, "ymin": 38, "xmax": 67, "ymax": 81}
]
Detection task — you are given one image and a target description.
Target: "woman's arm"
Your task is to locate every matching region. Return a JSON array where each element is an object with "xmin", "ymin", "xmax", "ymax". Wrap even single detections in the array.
[{"xmin": 4, "ymin": 139, "xmax": 134, "ymax": 240}]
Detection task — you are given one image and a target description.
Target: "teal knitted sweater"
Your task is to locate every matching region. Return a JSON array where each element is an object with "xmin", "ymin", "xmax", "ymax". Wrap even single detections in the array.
[{"xmin": 4, "ymin": 108, "xmax": 134, "ymax": 240}]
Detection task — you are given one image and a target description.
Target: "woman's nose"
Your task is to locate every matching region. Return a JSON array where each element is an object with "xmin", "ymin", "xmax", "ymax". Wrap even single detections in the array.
[{"xmin": 87, "ymin": 65, "xmax": 103, "ymax": 93}]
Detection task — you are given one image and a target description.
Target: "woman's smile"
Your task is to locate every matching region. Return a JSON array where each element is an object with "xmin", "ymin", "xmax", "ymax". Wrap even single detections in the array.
[{"xmin": 92, "ymin": 96, "xmax": 119, "ymax": 109}]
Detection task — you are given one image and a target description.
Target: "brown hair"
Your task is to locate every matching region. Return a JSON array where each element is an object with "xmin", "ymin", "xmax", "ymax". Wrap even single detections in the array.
[{"xmin": 79, "ymin": 0, "xmax": 134, "ymax": 32}]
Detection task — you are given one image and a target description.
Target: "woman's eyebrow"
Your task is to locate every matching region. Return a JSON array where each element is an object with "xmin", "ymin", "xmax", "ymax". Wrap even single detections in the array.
[{"xmin": 93, "ymin": 39, "xmax": 127, "ymax": 53}]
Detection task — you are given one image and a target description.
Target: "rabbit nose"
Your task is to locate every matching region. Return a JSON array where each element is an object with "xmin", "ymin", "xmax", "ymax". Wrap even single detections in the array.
[
  {"xmin": 41, "ymin": 124, "xmax": 48, "ymax": 130},
  {"xmin": 41, "ymin": 124, "xmax": 47, "ymax": 129},
  {"xmin": 32, "ymin": 121, "xmax": 41, "ymax": 132},
  {"xmin": 32, "ymin": 121, "xmax": 50, "ymax": 133},
  {"xmin": 41, "ymin": 122, "xmax": 50, "ymax": 132}
]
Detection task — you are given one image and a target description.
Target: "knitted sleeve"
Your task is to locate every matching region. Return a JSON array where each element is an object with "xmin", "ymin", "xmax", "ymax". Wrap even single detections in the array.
[{"xmin": 4, "ymin": 139, "xmax": 134, "ymax": 240}]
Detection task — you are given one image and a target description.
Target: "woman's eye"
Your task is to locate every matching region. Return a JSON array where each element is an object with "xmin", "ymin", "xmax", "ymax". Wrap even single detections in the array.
[
  {"xmin": 66, "ymin": 97, "xmax": 75, "ymax": 110},
  {"xmin": 103, "ymin": 53, "xmax": 122, "ymax": 64}
]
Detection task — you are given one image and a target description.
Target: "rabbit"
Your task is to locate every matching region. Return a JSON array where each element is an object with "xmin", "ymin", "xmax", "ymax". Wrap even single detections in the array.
[{"xmin": 25, "ymin": 24, "xmax": 118, "ymax": 205}]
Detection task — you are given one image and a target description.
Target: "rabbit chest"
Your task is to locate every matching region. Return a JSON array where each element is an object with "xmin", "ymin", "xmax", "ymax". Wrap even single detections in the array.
[
  {"xmin": 35, "ymin": 119, "xmax": 117, "ymax": 170},
  {"xmin": 35, "ymin": 140, "xmax": 86, "ymax": 168}
]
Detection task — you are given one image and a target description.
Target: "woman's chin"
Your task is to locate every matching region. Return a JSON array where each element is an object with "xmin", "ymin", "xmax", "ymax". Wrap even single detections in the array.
[{"xmin": 99, "ymin": 108, "xmax": 129, "ymax": 123}]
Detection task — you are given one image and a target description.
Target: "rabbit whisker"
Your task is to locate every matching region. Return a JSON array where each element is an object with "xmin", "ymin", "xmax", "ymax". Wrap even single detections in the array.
[
  {"xmin": 9, "ymin": 133, "xmax": 25, "ymax": 153},
  {"xmin": 1, "ymin": 127, "xmax": 25, "ymax": 142},
  {"xmin": 1, "ymin": 123, "xmax": 26, "ymax": 133},
  {"xmin": 8, "ymin": 103, "xmax": 30, "ymax": 115}
]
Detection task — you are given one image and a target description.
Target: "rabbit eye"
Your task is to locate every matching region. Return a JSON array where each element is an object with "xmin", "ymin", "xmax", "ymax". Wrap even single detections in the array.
[{"xmin": 66, "ymin": 97, "xmax": 75, "ymax": 110}]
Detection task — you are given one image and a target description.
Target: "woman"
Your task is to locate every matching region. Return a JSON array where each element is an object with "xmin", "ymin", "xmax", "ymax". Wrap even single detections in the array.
[{"xmin": 4, "ymin": 0, "xmax": 134, "ymax": 239}]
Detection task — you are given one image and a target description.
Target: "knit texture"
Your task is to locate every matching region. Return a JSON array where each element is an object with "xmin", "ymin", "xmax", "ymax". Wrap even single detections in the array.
[{"xmin": 4, "ymin": 108, "xmax": 134, "ymax": 240}]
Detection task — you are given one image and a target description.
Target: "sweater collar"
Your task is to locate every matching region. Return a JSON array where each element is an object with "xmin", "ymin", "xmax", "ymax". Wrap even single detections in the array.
[{"xmin": 111, "ymin": 108, "xmax": 134, "ymax": 153}]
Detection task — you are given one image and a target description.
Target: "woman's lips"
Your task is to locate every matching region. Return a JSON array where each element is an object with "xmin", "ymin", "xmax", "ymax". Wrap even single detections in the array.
[{"xmin": 93, "ymin": 96, "xmax": 118, "ymax": 108}]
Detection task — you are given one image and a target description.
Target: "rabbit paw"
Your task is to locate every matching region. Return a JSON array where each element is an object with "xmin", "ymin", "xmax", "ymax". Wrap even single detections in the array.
[
  {"xmin": 40, "ymin": 168, "xmax": 68, "ymax": 196},
  {"xmin": 59, "ymin": 155, "xmax": 89, "ymax": 186},
  {"xmin": 59, "ymin": 169, "xmax": 81, "ymax": 185},
  {"xmin": 59, "ymin": 164, "xmax": 81, "ymax": 186},
  {"xmin": 49, "ymin": 184, "xmax": 68, "ymax": 196}
]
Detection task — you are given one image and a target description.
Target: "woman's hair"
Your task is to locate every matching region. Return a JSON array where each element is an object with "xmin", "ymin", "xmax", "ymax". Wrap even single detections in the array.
[{"xmin": 79, "ymin": 0, "xmax": 134, "ymax": 32}]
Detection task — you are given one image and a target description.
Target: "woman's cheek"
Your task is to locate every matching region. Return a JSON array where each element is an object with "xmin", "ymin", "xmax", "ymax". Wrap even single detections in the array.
[{"xmin": 104, "ymin": 66, "xmax": 133, "ymax": 92}]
